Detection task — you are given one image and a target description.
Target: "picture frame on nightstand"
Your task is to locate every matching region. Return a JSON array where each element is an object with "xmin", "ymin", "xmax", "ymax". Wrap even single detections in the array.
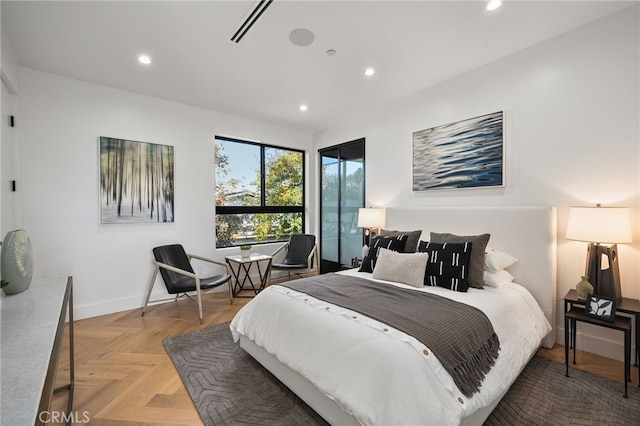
[{"xmin": 585, "ymin": 294, "xmax": 616, "ymax": 322}]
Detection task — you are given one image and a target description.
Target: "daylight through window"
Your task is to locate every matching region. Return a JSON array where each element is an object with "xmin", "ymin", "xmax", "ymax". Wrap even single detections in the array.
[{"xmin": 215, "ymin": 136, "xmax": 305, "ymax": 248}]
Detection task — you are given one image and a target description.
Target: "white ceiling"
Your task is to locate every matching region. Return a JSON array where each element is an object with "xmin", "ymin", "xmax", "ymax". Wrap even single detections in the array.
[{"xmin": 2, "ymin": 1, "xmax": 634, "ymax": 133}]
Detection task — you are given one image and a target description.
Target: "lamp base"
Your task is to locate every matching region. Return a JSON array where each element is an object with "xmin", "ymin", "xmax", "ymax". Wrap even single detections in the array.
[
  {"xmin": 363, "ymin": 227, "xmax": 380, "ymax": 247},
  {"xmin": 585, "ymin": 243, "xmax": 622, "ymax": 303}
]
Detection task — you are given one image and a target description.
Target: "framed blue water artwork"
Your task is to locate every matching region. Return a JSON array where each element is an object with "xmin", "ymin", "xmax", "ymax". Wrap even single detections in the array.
[{"xmin": 413, "ymin": 111, "xmax": 504, "ymax": 191}]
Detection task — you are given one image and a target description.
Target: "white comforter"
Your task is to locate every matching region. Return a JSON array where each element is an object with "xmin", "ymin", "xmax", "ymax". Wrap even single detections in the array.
[{"xmin": 230, "ymin": 269, "xmax": 551, "ymax": 425}]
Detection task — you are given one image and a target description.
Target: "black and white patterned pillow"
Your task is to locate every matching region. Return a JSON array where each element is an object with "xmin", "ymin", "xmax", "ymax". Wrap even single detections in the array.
[
  {"xmin": 418, "ymin": 241, "xmax": 473, "ymax": 292},
  {"xmin": 359, "ymin": 234, "xmax": 409, "ymax": 273},
  {"xmin": 430, "ymin": 232, "xmax": 490, "ymax": 289}
]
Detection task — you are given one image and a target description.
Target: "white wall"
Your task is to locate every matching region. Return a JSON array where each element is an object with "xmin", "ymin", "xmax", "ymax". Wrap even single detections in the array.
[
  {"xmin": 1, "ymin": 81, "xmax": 20, "ymax": 235},
  {"xmin": 1, "ymin": 25, "xmax": 22, "ymax": 236},
  {"xmin": 314, "ymin": 6, "xmax": 640, "ymax": 359},
  {"xmin": 17, "ymin": 68, "xmax": 312, "ymax": 319},
  {"xmin": 1, "ymin": 26, "xmax": 20, "ymax": 94}
]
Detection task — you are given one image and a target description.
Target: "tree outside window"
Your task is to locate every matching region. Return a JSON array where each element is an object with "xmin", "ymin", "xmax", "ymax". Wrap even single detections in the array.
[{"xmin": 215, "ymin": 136, "xmax": 305, "ymax": 248}]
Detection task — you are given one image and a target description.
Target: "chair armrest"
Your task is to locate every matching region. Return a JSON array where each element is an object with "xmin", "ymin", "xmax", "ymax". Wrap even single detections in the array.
[
  {"xmin": 307, "ymin": 244, "xmax": 318, "ymax": 266},
  {"xmin": 187, "ymin": 254, "xmax": 232, "ymax": 275},
  {"xmin": 271, "ymin": 242, "xmax": 289, "ymax": 261},
  {"xmin": 154, "ymin": 260, "xmax": 197, "ymax": 279},
  {"xmin": 188, "ymin": 253, "xmax": 226, "ymax": 267}
]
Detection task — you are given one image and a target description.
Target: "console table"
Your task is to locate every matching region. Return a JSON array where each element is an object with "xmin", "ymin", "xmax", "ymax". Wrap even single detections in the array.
[{"xmin": 1, "ymin": 276, "xmax": 75, "ymax": 425}]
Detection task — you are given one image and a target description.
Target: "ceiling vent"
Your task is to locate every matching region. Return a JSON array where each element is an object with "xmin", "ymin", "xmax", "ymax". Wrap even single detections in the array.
[{"xmin": 230, "ymin": 0, "xmax": 273, "ymax": 44}]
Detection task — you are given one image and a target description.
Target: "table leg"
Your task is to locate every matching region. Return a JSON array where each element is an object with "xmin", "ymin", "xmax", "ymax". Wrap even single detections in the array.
[
  {"xmin": 572, "ymin": 319, "xmax": 577, "ymax": 365},
  {"xmin": 564, "ymin": 314, "xmax": 570, "ymax": 377},
  {"xmin": 48, "ymin": 277, "xmax": 75, "ymax": 426},
  {"xmin": 240, "ymin": 263, "xmax": 258, "ymax": 295},
  {"xmin": 572, "ymin": 318, "xmax": 577, "ymax": 355},
  {"xmin": 67, "ymin": 281, "xmax": 75, "ymax": 415},
  {"xmin": 264, "ymin": 258, "xmax": 272, "ymax": 289},
  {"xmin": 635, "ymin": 312, "xmax": 639, "ymax": 367},
  {"xmin": 256, "ymin": 260, "xmax": 270, "ymax": 291},
  {"xmin": 569, "ymin": 320, "xmax": 573, "ymax": 349},
  {"xmin": 229, "ymin": 262, "xmax": 258, "ymax": 296},
  {"xmin": 624, "ymin": 328, "xmax": 630, "ymax": 398},
  {"xmin": 228, "ymin": 261, "xmax": 241, "ymax": 296},
  {"xmin": 565, "ymin": 300, "xmax": 573, "ymax": 349}
]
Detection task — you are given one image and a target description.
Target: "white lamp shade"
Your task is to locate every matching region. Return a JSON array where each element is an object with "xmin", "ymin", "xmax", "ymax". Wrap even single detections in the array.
[
  {"xmin": 566, "ymin": 206, "xmax": 632, "ymax": 244},
  {"xmin": 357, "ymin": 208, "xmax": 386, "ymax": 228}
]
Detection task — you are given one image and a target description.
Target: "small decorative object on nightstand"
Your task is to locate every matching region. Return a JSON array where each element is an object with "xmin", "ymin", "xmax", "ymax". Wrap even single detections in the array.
[
  {"xmin": 575, "ymin": 275, "xmax": 593, "ymax": 300},
  {"xmin": 585, "ymin": 294, "xmax": 616, "ymax": 322}
]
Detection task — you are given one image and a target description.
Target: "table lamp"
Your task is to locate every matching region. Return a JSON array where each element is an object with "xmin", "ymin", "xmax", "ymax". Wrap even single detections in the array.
[
  {"xmin": 566, "ymin": 204, "xmax": 632, "ymax": 303},
  {"xmin": 357, "ymin": 207, "xmax": 386, "ymax": 247}
]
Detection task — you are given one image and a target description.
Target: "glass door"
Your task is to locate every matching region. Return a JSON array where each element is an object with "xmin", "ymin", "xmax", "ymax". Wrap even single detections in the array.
[
  {"xmin": 320, "ymin": 152, "xmax": 340, "ymax": 272},
  {"xmin": 319, "ymin": 139, "xmax": 365, "ymax": 273}
]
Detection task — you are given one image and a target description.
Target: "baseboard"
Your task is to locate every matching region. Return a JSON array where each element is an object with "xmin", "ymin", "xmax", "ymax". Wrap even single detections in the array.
[
  {"xmin": 73, "ymin": 294, "xmax": 149, "ymax": 320},
  {"xmin": 72, "ymin": 270, "xmax": 296, "ymax": 320},
  {"xmin": 555, "ymin": 325, "xmax": 637, "ymax": 363}
]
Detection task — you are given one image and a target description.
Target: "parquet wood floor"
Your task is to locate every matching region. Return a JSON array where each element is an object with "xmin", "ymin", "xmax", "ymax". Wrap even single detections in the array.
[
  {"xmin": 50, "ymin": 292, "xmax": 249, "ymax": 425},
  {"xmin": 49, "ymin": 289, "xmax": 636, "ymax": 425},
  {"xmin": 537, "ymin": 342, "xmax": 639, "ymax": 386}
]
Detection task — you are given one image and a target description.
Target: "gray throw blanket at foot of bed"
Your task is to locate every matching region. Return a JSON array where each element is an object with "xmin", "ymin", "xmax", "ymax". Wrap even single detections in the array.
[{"xmin": 282, "ymin": 274, "xmax": 500, "ymax": 397}]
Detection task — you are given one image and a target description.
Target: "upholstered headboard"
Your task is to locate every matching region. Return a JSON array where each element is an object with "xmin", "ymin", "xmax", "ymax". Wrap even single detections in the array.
[{"xmin": 385, "ymin": 206, "xmax": 557, "ymax": 348}]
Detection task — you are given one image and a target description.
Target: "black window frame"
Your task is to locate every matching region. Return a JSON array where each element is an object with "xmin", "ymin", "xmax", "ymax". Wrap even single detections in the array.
[{"xmin": 214, "ymin": 135, "xmax": 306, "ymax": 246}]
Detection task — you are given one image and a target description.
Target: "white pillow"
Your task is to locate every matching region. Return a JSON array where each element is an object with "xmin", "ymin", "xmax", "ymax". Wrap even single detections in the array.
[
  {"xmin": 484, "ymin": 247, "xmax": 518, "ymax": 272},
  {"xmin": 372, "ymin": 248, "xmax": 429, "ymax": 288},
  {"xmin": 483, "ymin": 269, "xmax": 515, "ymax": 287}
]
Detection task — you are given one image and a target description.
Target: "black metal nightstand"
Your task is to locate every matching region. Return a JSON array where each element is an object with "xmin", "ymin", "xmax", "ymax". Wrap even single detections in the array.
[
  {"xmin": 564, "ymin": 289, "xmax": 640, "ymax": 398},
  {"xmin": 341, "ymin": 257, "xmax": 362, "ymax": 270},
  {"xmin": 564, "ymin": 289, "xmax": 640, "ymax": 367}
]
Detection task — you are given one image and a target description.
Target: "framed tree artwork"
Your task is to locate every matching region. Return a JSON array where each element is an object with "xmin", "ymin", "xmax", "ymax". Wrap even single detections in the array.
[{"xmin": 99, "ymin": 136, "xmax": 174, "ymax": 224}]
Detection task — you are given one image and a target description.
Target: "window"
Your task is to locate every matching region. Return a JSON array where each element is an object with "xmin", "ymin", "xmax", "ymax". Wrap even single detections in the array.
[{"xmin": 215, "ymin": 136, "xmax": 305, "ymax": 248}]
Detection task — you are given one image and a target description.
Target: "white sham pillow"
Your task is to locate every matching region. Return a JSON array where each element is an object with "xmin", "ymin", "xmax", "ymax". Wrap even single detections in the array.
[
  {"xmin": 372, "ymin": 248, "xmax": 429, "ymax": 288},
  {"xmin": 483, "ymin": 269, "xmax": 515, "ymax": 287},
  {"xmin": 484, "ymin": 247, "xmax": 518, "ymax": 272}
]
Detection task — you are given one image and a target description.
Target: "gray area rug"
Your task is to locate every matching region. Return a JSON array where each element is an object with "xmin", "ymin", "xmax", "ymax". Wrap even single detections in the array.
[
  {"xmin": 164, "ymin": 322, "xmax": 640, "ymax": 426},
  {"xmin": 485, "ymin": 356, "xmax": 640, "ymax": 426},
  {"xmin": 163, "ymin": 322, "xmax": 327, "ymax": 425}
]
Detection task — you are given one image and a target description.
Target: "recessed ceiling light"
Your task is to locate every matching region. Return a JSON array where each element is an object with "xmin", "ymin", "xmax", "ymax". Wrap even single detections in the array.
[
  {"xmin": 486, "ymin": 0, "xmax": 502, "ymax": 11},
  {"xmin": 299, "ymin": 104, "xmax": 308, "ymax": 111},
  {"xmin": 364, "ymin": 68, "xmax": 375, "ymax": 76},
  {"xmin": 138, "ymin": 54, "xmax": 152, "ymax": 65}
]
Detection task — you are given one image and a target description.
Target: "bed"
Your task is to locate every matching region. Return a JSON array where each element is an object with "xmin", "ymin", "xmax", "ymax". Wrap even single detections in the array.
[{"xmin": 230, "ymin": 206, "xmax": 557, "ymax": 425}]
